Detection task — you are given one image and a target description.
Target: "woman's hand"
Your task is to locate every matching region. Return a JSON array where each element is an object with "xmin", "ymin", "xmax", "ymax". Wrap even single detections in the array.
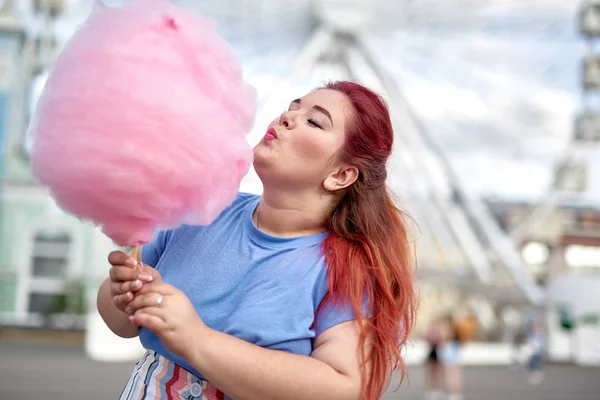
[
  {"xmin": 107, "ymin": 250, "xmax": 161, "ymax": 313},
  {"xmin": 126, "ymin": 281, "xmax": 209, "ymax": 359}
]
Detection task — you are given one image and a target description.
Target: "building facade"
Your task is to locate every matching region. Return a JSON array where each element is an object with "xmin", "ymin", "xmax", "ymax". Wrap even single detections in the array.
[{"xmin": 0, "ymin": 0, "xmax": 117, "ymax": 330}]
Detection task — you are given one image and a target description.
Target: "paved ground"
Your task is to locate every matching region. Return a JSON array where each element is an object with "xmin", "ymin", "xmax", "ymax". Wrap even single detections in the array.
[{"xmin": 0, "ymin": 342, "xmax": 598, "ymax": 400}]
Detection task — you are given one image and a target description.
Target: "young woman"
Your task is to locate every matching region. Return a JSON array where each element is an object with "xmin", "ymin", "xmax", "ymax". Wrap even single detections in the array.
[
  {"xmin": 97, "ymin": 81, "xmax": 417, "ymax": 400},
  {"xmin": 439, "ymin": 316, "xmax": 463, "ymax": 400},
  {"xmin": 424, "ymin": 317, "xmax": 445, "ymax": 400}
]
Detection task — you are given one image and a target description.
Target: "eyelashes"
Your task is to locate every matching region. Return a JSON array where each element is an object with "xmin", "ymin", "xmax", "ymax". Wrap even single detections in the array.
[{"xmin": 308, "ymin": 119, "xmax": 323, "ymax": 129}]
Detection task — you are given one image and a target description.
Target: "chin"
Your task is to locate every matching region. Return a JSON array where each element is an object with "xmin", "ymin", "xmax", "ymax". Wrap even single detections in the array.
[
  {"xmin": 252, "ymin": 153, "xmax": 284, "ymax": 186},
  {"xmin": 253, "ymin": 140, "xmax": 276, "ymax": 158},
  {"xmin": 252, "ymin": 151, "xmax": 268, "ymax": 175},
  {"xmin": 252, "ymin": 160, "xmax": 269, "ymax": 185},
  {"xmin": 252, "ymin": 145, "xmax": 265, "ymax": 162}
]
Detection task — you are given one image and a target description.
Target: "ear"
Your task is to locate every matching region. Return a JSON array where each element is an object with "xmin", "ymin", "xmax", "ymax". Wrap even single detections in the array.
[{"xmin": 323, "ymin": 165, "xmax": 359, "ymax": 192}]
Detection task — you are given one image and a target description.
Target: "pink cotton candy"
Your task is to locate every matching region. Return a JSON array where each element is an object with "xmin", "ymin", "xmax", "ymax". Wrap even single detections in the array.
[{"xmin": 29, "ymin": 0, "xmax": 256, "ymax": 247}]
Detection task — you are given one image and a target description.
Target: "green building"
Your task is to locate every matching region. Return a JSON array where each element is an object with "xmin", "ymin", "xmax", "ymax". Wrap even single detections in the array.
[{"xmin": 0, "ymin": 1, "xmax": 116, "ymax": 330}]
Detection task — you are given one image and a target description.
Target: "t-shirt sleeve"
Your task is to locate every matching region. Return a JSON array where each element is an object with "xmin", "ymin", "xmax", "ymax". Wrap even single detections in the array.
[
  {"xmin": 314, "ymin": 295, "xmax": 371, "ymax": 337},
  {"xmin": 141, "ymin": 230, "xmax": 171, "ymax": 268}
]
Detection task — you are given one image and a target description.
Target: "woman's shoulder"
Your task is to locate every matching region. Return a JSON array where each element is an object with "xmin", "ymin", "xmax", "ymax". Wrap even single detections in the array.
[
  {"xmin": 234, "ymin": 191, "xmax": 260, "ymax": 204},
  {"xmin": 185, "ymin": 192, "xmax": 258, "ymax": 226},
  {"xmin": 216, "ymin": 191, "xmax": 258, "ymax": 219},
  {"xmin": 161, "ymin": 193, "xmax": 257, "ymax": 238}
]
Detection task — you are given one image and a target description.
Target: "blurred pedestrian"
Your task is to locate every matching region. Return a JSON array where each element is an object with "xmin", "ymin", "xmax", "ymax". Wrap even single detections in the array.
[
  {"xmin": 424, "ymin": 317, "xmax": 444, "ymax": 400},
  {"xmin": 526, "ymin": 321, "xmax": 546, "ymax": 384},
  {"xmin": 439, "ymin": 315, "xmax": 464, "ymax": 400}
]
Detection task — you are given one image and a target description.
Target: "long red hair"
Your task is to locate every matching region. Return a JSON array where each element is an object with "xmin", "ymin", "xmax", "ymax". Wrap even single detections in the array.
[{"xmin": 317, "ymin": 81, "xmax": 417, "ymax": 399}]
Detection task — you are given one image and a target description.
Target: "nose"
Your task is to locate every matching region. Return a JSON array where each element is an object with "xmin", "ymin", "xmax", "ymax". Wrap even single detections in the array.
[{"xmin": 279, "ymin": 110, "xmax": 297, "ymax": 129}]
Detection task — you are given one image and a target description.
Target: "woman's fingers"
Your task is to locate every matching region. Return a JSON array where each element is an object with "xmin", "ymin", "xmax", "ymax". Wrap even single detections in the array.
[
  {"xmin": 109, "ymin": 265, "xmax": 140, "ymax": 282},
  {"xmin": 135, "ymin": 281, "xmax": 175, "ymax": 296},
  {"xmin": 140, "ymin": 264, "xmax": 162, "ymax": 282},
  {"xmin": 110, "ymin": 279, "xmax": 145, "ymax": 296},
  {"xmin": 113, "ymin": 292, "xmax": 133, "ymax": 311},
  {"xmin": 108, "ymin": 265, "xmax": 154, "ymax": 312},
  {"xmin": 108, "ymin": 250, "xmax": 137, "ymax": 267},
  {"xmin": 126, "ymin": 292, "xmax": 166, "ymax": 314},
  {"xmin": 129, "ymin": 311, "xmax": 167, "ymax": 331},
  {"xmin": 109, "ymin": 266, "xmax": 153, "ymax": 297}
]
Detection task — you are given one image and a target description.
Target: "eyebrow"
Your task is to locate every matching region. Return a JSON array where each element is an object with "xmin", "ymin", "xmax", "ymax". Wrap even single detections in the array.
[{"xmin": 291, "ymin": 99, "xmax": 334, "ymax": 127}]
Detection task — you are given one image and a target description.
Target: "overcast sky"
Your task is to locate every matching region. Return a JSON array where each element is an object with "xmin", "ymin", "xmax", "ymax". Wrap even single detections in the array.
[{"xmin": 18, "ymin": 0, "xmax": 598, "ymax": 204}]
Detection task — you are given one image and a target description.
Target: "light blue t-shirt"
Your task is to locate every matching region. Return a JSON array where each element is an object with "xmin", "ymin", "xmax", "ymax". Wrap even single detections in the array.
[{"xmin": 139, "ymin": 192, "xmax": 356, "ymax": 379}]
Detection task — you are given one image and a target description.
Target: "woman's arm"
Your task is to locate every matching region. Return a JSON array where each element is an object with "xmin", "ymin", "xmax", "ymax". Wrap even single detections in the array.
[
  {"xmin": 128, "ymin": 282, "xmax": 374, "ymax": 400},
  {"xmin": 97, "ymin": 277, "xmax": 140, "ymax": 338},
  {"xmin": 96, "ymin": 251, "xmax": 159, "ymax": 338},
  {"xmin": 188, "ymin": 321, "xmax": 364, "ymax": 400}
]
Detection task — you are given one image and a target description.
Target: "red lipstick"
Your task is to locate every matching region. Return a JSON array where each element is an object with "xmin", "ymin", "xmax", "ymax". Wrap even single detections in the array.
[{"xmin": 264, "ymin": 127, "xmax": 278, "ymax": 141}]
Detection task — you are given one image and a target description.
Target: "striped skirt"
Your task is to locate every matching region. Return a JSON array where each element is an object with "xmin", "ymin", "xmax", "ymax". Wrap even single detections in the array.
[{"xmin": 120, "ymin": 350, "xmax": 228, "ymax": 400}]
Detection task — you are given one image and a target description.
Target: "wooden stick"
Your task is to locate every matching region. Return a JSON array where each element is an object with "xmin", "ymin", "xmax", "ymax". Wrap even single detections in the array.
[{"xmin": 131, "ymin": 244, "xmax": 141, "ymax": 268}]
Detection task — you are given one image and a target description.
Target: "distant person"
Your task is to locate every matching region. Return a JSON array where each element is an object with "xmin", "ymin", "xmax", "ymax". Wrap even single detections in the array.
[
  {"xmin": 511, "ymin": 327, "xmax": 527, "ymax": 367},
  {"xmin": 526, "ymin": 322, "xmax": 546, "ymax": 384},
  {"xmin": 424, "ymin": 317, "xmax": 444, "ymax": 400},
  {"xmin": 439, "ymin": 315, "xmax": 464, "ymax": 400}
]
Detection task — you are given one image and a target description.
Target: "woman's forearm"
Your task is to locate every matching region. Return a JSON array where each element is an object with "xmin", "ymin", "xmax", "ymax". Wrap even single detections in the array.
[
  {"xmin": 186, "ymin": 329, "xmax": 361, "ymax": 400},
  {"xmin": 96, "ymin": 278, "xmax": 139, "ymax": 338}
]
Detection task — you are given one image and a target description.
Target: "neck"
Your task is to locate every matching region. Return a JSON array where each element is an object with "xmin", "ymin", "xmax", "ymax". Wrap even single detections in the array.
[{"xmin": 254, "ymin": 187, "xmax": 334, "ymax": 237}]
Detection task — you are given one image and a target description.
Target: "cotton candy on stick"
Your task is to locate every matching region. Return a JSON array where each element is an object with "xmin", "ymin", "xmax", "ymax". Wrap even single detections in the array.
[{"xmin": 29, "ymin": 0, "xmax": 256, "ymax": 260}]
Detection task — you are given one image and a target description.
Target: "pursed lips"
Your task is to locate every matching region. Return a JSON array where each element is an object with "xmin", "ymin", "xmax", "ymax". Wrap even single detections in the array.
[{"xmin": 264, "ymin": 127, "xmax": 278, "ymax": 141}]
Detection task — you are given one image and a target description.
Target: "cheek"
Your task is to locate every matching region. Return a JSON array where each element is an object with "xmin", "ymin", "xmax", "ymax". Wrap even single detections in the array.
[{"xmin": 290, "ymin": 133, "xmax": 342, "ymax": 163}]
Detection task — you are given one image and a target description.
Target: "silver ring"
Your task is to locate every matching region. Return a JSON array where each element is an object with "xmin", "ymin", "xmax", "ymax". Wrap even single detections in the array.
[{"xmin": 156, "ymin": 295, "xmax": 163, "ymax": 306}]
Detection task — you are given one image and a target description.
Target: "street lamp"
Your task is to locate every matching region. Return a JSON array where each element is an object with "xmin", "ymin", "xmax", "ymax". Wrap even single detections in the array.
[{"xmin": 521, "ymin": 242, "xmax": 550, "ymax": 266}]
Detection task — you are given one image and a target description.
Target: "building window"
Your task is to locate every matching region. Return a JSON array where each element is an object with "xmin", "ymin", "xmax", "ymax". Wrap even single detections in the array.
[
  {"xmin": 31, "ymin": 232, "xmax": 70, "ymax": 279},
  {"xmin": 28, "ymin": 292, "xmax": 68, "ymax": 316},
  {"xmin": 27, "ymin": 231, "xmax": 82, "ymax": 328}
]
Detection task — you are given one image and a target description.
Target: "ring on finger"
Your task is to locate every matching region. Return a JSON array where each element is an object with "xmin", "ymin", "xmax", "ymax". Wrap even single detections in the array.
[{"xmin": 156, "ymin": 295, "xmax": 163, "ymax": 306}]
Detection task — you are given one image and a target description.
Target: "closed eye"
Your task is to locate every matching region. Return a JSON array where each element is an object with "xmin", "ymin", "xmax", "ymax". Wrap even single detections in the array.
[{"xmin": 308, "ymin": 119, "xmax": 323, "ymax": 129}]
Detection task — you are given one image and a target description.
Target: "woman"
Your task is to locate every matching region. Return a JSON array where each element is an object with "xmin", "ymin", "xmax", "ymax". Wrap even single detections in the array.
[
  {"xmin": 439, "ymin": 316, "xmax": 463, "ymax": 400},
  {"xmin": 97, "ymin": 81, "xmax": 417, "ymax": 400},
  {"xmin": 424, "ymin": 317, "xmax": 444, "ymax": 400}
]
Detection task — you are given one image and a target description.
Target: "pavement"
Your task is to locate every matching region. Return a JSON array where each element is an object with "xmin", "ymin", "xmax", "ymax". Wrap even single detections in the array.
[{"xmin": 0, "ymin": 342, "xmax": 598, "ymax": 400}]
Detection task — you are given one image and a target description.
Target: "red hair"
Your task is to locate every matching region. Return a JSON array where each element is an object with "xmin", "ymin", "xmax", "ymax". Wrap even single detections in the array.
[{"xmin": 317, "ymin": 81, "xmax": 417, "ymax": 399}]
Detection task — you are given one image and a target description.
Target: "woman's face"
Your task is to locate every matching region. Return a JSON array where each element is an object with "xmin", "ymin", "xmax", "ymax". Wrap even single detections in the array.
[{"xmin": 253, "ymin": 89, "xmax": 356, "ymax": 192}]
